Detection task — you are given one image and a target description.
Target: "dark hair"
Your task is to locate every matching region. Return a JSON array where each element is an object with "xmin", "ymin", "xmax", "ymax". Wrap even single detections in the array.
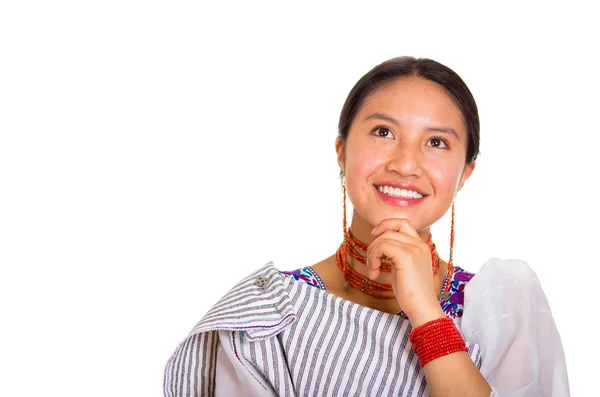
[{"xmin": 338, "ymin": 56, "xmax": 480, "ymax": 164}]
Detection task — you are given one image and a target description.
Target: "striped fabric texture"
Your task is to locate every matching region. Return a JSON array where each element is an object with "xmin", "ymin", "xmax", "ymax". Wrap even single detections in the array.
[{"xmin": 164, "ymin": 262, "xmax": 481, "ymax": 396}]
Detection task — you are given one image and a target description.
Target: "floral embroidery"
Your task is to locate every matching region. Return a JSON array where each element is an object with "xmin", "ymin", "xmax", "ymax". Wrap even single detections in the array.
[
  {"xmin": 280, "ymin": 267, "xmax": 327, "ymax": 290},
  {"xmin": 441, "ymin": 266, "xmax": 475, "ymax": 319},
  {"xmin": 281, "ymin": 265, "xmax": 475, "ymax": 319}
]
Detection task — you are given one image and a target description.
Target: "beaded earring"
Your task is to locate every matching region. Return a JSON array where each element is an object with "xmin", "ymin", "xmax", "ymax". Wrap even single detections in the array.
[
  {"xmin": 341, "ymin": 172, "xmax": 348, "ymax": 290},
  {"xmin": 341, "ymin": 173, "xmax": 347, "ymax": 240},
  {"xmin": 449, "ymin": 201, "xmax": 455, "ymax": 266}
]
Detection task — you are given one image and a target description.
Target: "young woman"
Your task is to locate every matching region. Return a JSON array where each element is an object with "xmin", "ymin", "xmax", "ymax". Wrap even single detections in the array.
[{"xmin": 164, "ymin": 56, "xmax": 569, "ymax": 396}]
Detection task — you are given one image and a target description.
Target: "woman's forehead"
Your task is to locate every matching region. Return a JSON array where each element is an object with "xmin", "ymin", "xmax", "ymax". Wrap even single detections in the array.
[{"xmin": 358, "ymin": 77, "xmax": 466, "ymax": 132}]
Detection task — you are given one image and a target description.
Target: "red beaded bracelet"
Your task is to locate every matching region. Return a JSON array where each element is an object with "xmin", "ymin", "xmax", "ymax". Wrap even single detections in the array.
[{"xmin": 409, "ymin": 317, "xmax": 468, "ymax": 367}]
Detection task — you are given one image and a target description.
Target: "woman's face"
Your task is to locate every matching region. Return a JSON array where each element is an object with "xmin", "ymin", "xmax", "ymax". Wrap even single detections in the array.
[{"xmin": 337, "ymin": 76, "xmax": 475, "ymax": 232}]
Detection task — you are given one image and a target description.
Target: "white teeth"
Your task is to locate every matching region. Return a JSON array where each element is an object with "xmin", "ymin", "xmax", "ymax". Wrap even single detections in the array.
[{"xmin": 377, "ymin": 185, "xmax": 424, "ymax": 199}]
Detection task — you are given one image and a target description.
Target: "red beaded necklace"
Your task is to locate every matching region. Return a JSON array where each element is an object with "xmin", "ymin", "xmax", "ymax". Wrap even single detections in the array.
[{"xmin": 335, "ymin": 230, "xmax": 453, "ymax": 300}]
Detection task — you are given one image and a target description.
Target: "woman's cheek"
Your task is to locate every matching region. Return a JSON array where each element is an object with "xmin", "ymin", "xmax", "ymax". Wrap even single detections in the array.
[
  {"xmin": 429, "ymin": 166, "xmax": 461, "ymax": 199},
  {"xmin": 349, "ymin": 146, "xmax": 386, "ymax": 175}
]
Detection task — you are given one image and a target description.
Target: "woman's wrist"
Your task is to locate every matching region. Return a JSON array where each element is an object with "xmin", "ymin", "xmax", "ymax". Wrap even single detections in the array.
[
  {"xmin": 410, "ymin": 316, "xmax": 468, "ymax": 367},
  {"xmin": 406, "ymin": 301, "xmax": 446, "ymax": 328}
]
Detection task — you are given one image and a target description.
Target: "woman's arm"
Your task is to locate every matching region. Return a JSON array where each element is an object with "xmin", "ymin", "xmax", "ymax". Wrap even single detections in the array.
[
  {"xmin": 368, "ymin": 221, "xmax": 569, "ymax": 396},
  {"xmin": 368, "ymin": 219, "xmax": 492, "ymax": 396},
  {"xmin": 164, "ymin": 330, "xmax": 219, "ymax": 397}
]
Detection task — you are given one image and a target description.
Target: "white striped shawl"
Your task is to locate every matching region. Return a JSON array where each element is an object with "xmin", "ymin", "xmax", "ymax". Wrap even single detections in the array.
[{"xmin": 164, "ymin": 262, "xmax": 482, "ymax": 396}]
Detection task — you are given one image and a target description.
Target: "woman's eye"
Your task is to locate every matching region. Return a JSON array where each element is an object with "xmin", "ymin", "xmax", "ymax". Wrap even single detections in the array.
[
  {"xmin": 428, "ymin": 137, "xmax": 449, "ymax": 149},
  {"xmin": 373, "ymin": 127, "xmax": 394, "ymax": 139}
]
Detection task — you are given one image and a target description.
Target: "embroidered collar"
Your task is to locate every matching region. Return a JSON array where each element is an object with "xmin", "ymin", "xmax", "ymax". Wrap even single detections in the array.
[{"xmin": 188, "ymin": 261, "xmax": 476, "ymax": 342}]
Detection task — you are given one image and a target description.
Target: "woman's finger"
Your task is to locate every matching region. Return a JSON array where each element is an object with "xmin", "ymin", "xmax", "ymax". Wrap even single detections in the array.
[
  {"xmin": 366, "ymin": 238, "xmax": 409, "ymax": 280},
  {"xmin": 371, "ymin": 218, "xmax": 419, "ymax": 239},
  {"xmin": 374, "ymin": 229, "xmax": 422, "ymax": 248}
]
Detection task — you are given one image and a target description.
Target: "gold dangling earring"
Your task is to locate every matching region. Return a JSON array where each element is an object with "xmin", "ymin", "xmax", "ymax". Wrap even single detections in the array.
[
  {"xmin": 449, "ymin": 201, "xmax": 455, "ymax": 266},
  {"xmin": 341, "ymin": 172, "xmax": 348, "ymax": 290},
  {"xmin": 342, "ymin": 173, "xmax": 347, "ymax": 240},
  {"xmin": 438, "ymin": 201, "xmax": 456, "ymax": 301}
]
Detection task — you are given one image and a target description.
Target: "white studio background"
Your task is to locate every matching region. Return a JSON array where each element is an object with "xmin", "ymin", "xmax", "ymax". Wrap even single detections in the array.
[{"xmin": 0, "ymin": 1, "xmax": 597, "ymax": 396}]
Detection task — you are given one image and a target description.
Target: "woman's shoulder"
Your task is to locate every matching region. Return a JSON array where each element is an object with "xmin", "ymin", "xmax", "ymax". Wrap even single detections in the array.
[
  {"xmin": 476, "ymin": 257, "xmax": 537, "ymax": 278},
  {"xmin": 187, "ymin": 262, "xmax": 298, "ymax": 339},
  {"xmin": 464, "ymin": 257, "xmax": 541, "ymax": 302},
  {"xmin": 461, "ymin": 257, "xmax": 550, "ymax": 330}
]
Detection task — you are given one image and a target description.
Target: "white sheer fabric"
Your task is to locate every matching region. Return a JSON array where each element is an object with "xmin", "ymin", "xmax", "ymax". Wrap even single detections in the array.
[{"xmin": 461, "ymin": 258, "xmax": 569, "ymax": 396}]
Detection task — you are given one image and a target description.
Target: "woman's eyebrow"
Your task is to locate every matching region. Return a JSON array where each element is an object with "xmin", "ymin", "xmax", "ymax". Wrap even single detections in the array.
[
  {"xmin": 365, "ymin": 112, "xmax": 400, "ymax": 126},
  {"xmin": 365, "ymin": 112, "xmax": 460, "ymax": 141},
  {"xmin": 426, "ymin": 127, "xmax": 460, "ymax": 141}
]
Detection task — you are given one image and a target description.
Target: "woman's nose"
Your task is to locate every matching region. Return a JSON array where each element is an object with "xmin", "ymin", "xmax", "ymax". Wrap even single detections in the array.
[{"xmin": 385, "ymin": 143, "xmax": 423, "ymax": 177}]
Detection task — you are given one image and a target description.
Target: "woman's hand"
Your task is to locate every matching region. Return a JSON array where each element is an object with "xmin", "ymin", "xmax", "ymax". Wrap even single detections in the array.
[{"xmin": 368, "ymin": 218, "xmax": 446, "ymax": 327}]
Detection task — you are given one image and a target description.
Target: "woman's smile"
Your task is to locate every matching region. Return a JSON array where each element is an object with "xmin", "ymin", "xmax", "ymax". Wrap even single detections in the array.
[{"xmin": 374, "ymin": 182, "xmax": 428, "ymax": 207}]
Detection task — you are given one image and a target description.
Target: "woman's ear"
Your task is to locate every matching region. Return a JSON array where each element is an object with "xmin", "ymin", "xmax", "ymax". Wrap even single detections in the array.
[
  {"xmin": 335, "ymin": 137, "xmax": 345, "ymax": 170},
  {"xmin": 457, "ymin": 161, "xmax": 476, "ymax": 192}
]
